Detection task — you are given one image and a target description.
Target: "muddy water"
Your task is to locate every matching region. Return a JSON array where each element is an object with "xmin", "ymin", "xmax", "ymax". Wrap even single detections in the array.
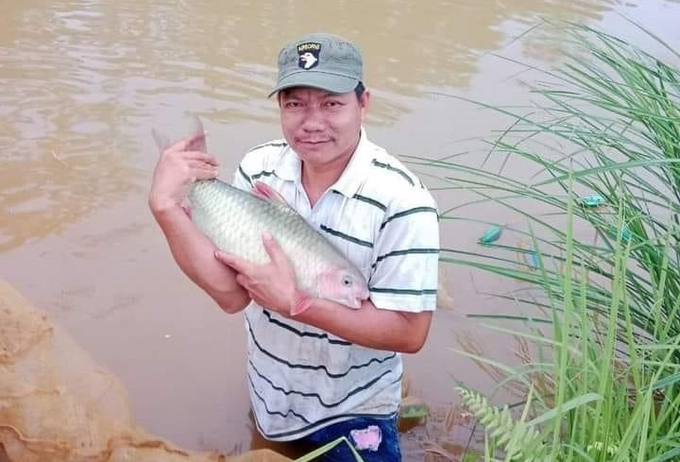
[{"xmin": 1, "ymin": 0, "xmax": 679, "ymax": 460}]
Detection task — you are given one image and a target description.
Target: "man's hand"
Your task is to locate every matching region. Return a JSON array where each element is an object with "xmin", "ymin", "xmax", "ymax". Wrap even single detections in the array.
[
  {"xmin": 148, "ymin": 132, "xmax": 220, "ymax": 215},
  {"xmin": 215, "ymin": 232, "xmax": 308, "ymax": 315}
]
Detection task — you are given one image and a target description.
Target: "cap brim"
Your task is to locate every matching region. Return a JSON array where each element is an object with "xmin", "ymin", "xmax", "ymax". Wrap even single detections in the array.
[{"xmin": 268, "ymin": 71, "xmax": 359, "ymax": 98}]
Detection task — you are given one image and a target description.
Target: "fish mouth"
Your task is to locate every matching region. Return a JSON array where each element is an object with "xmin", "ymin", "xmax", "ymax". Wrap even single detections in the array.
[
  {"xmin": 360, "ymin": 288, "xmax": 370, "ymax": 301},
  {"xmin": 346, "ymin": 293, "xmax": 369, "ymax": 309},
  {"xmin": 346, "ymin": 298, "xmax": 363, "ymax": 309}
]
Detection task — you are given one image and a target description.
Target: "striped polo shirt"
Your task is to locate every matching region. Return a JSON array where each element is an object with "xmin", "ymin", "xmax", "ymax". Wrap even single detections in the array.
[{"xmin": 231, "ymin": 128, "xmax": 440, "ymax": 441}]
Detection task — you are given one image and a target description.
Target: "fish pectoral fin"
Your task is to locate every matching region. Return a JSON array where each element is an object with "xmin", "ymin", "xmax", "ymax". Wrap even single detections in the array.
[
  {"xmin": 289, "ymin": 290, "xmax": 313, "ymax": 316},
  {"xmin": 252, "ymin": 181, "xmax": 290, "ymax": 206}
]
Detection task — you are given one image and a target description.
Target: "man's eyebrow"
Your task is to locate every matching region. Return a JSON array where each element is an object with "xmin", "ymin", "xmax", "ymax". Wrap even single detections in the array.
[
  {"xmin": 321, "ymin": 91, "xmax": 346, "ymax": 97},
  {"xmin": 283, "ymin": 90, "xmax": 343, "ymax": 99}
]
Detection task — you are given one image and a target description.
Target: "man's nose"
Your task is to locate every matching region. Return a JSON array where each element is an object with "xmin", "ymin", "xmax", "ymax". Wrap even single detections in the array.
[{"xmin": 301, "ymin": 107, "xmax": 324, "ymax": 131}]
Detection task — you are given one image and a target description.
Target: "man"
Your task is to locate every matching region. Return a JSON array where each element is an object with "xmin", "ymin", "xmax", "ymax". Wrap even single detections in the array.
[{"xmin": 148, "ymin": 32, "xmax": 440, "ymax": 461}]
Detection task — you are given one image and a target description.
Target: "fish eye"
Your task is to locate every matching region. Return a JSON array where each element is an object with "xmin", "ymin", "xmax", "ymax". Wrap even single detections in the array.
[{"xmin": 342, "ymin": 276, "xmax": 353, "ymax": 287}]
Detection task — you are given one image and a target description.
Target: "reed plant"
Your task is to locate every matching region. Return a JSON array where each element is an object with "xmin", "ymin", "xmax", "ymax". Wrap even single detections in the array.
[{"xmin": 407, "ymin": 20, "xmax": 680, "ymax": 460}]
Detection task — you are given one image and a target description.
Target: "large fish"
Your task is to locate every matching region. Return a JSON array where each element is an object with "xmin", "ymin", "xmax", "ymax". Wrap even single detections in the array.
[{"xmin": 152, "ymin": 116, "xmax": 369, "ymax": 315}]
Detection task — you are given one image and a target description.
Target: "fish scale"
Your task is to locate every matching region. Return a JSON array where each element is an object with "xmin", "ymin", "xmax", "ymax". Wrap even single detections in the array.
[{"xmin": 187, "ymin": 178, "xmax": 368, "ymax": 306}]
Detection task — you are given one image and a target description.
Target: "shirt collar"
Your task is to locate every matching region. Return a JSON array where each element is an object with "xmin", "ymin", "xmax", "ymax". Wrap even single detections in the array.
[{"xmin": 273, "ymin": 127, "xmax": 374, "ymax": 198}]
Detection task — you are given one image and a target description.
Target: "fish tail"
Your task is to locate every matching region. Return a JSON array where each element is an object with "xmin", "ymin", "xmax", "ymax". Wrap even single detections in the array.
[
  {"xmin": 151, "ymin": 113, "xmax": 206, "ymax": 154},
  {"xmin": 151, "ymin": 128, "xmax": 171, "ymax": 153}
]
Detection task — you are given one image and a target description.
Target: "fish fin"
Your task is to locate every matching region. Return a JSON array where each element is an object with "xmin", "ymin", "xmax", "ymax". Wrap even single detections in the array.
[
  {"xmin": 289, "ymin": 290, "xmax": 313, "ymax": 316},
  {"xmin": 151, "ymin": 128, "xmax": 172, "ymax": 153},
  {"xmin": 252, "ymin": 181, "xmax": 290, "ymax": 205},
  {"xmin": 187, "ymin": 114, "xmax": 207, "ymax": 152}
]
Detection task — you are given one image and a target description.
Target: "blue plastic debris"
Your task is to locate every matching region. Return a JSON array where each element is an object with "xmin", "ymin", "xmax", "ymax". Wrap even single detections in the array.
[
  {"xmin": 479, "ymin": 225, "xmax": 503, "ymax": 245},
  {"xmin": 578, "ymin": 194, "xmax": 606, "ymax": 208},
  {"xmin": 605, "ymin": 223, "xmax": 632, "ymax": 244},
  {"xmin": 515, "ymin": 240, "xmax": 540, "ymax": 270},
  {"xmin": 528, "ymin": 251, "xmax": 540, "ymax": 269},
  {"xmin": 620, "ymin": 225, "xmax": 632, "ymax": 244}
]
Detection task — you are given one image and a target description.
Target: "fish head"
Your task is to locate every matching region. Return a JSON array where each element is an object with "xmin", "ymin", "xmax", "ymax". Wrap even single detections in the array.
[{"xmin": 316, "ymin": 265, "xmax": 369, "ymax": 309}]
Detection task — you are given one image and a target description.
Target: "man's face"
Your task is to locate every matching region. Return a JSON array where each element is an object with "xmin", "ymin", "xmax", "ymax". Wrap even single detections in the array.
[{"xmin": 278, "ymin": 87, "xmax": 369, "ymax": 168}]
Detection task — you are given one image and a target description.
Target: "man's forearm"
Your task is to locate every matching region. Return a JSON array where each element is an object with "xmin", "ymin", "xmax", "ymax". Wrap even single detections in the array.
[
  {"xmin": 152, "ymin": 205, "xmax": 250, "ymax": 313},
  {"xmin": 293, "ymin": 298, "xmax": 433, "ymax": 353}
]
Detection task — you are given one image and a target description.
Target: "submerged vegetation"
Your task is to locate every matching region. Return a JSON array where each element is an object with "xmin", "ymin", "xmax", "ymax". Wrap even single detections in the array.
[{"xmin": 413, "ymin": 20, "xmax": 680, "ymax": 461}]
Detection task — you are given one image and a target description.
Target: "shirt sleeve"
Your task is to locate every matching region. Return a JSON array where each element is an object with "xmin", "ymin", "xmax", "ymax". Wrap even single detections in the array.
[{"xmin": 368, "ymin": 187, "xmax": 440, "ymax": 313}]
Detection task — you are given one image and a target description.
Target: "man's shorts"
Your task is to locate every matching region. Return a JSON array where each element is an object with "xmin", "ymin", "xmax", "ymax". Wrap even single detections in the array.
[{"xmin": 299, "ymin": 414, "xmax": 402, "ymax": 462}]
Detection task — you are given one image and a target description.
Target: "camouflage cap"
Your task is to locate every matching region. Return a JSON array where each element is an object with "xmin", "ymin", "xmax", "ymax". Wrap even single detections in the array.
[{"xmin": 269, "ymin": 32, "xmax": 363, "ymax": 97}]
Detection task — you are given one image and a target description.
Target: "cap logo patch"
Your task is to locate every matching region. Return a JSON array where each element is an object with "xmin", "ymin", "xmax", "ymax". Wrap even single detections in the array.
[{"xmin": 297, "ymin": 42, "xmax": 320, "ymax": 70}]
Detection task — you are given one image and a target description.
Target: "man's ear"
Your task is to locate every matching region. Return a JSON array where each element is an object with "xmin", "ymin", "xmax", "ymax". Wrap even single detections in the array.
[
  {"xmin": 360, "ymin": 89, "xmax": 371, "ymax": 108},
  {"xmin": 359, "ymin": 90, "xmax": 371, "ymax": 121}
]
